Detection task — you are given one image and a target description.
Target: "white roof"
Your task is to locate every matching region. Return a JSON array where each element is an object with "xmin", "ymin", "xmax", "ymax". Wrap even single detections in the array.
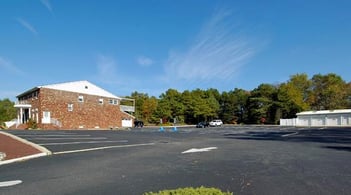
[
  {"xmin": 40, "ymin": 80, "xmax": 120, "ymax": 99},
  {"xmin": 297, "ymin": 109, "xmax": 351, "ymax": 116}
]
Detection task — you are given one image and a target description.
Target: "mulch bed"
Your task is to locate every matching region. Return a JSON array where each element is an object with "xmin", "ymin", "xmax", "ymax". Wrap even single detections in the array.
[{"xmin": 0, "ymin": 132, "xmax": 42, "ymax": 161}]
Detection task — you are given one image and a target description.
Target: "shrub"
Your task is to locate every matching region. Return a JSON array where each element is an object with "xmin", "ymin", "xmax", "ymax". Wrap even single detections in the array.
[
  {"xmin": 143, "ymin": 186, "xmax": 233, "ymax": 195},
  {"xmin": 0, "ymin": 122, "xmax": 5, "ymax": 129},
  {"xmin": 26, "ymin": 119, "xmax": 38, "ymax": 129}
]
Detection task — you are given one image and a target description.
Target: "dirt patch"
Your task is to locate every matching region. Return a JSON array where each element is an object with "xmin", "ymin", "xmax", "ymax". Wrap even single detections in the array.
[{"xmin": 0, "ymin": 132, "xmax": 42, "ymax": 160}]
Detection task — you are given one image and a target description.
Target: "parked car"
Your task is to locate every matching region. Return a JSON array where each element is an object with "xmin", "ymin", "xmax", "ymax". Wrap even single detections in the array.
[
  {"xmin": 134, "ymin": 120, "xmax": 144, "ymax": 128},
  {"xmin": 209, "ymin": 119, "xmax": 223, "ymax": 127},
  {"xmin": 196, "ymin": 121, "xmax": 209, "ymax": 128}
]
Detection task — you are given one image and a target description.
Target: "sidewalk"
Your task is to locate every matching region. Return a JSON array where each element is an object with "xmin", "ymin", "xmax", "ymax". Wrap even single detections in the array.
[{"xmin": 0, "ymin": 131, "xmax": 51, "ymax": 165}]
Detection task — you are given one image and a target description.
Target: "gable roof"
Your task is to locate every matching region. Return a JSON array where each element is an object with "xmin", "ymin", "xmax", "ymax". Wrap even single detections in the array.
[
  {"xmin": 41, "ymin": 80, "xmax": 120, "ymax": 99},
  {"xmin": 17, "ymin": 80, "xmax": 120, "ymax": 99}
]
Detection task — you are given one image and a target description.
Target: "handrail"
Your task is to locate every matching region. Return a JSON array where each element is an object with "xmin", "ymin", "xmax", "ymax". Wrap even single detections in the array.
[
  {"xmin": 51, "ymin": 118, "xmax": 62, "ymax": 128},
  {"xmin": 120, "ymin": 105, "xmax": 135, "ymax": 112}
]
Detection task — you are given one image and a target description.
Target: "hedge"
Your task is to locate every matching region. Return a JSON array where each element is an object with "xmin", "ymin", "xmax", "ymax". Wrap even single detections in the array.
[{"xmin": 144, "ymin": 186, "xmax": 233, "ymax": 195}]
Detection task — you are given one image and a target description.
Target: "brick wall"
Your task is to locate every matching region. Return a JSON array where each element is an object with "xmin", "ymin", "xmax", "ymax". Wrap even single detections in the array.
[{"xmin": 38, "ymin": 88, "xmax": 130, "ymax": 129}]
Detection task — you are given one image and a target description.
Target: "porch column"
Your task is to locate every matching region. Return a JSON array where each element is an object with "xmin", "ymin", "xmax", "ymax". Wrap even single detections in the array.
[
  {"xmin": 17, "ymin": 109, "xmax": 20, "ymax": 125},
  {"xmin": 36, "ymin": 112, "xmax": 39, "ymax": 123},
  {"xmin": 28, "ymin": 108, "xmax": 31, "ymax": 121},
  {"xmin": 20, "ymin": 108, "xmax": 23, "ymax": 124}
]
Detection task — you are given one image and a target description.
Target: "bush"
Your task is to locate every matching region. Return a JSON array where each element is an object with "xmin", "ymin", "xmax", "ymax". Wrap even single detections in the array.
[
  {"xmin": 0, "ymin": 122, "xmax": 5, "ymax": 129},
  {"xmin": 26, "ymin": 119, "xmax": 38, "ymax": 129},
  {"xmin": 143, "ymin": 186, "xmax": 233, "ymax": 195}
]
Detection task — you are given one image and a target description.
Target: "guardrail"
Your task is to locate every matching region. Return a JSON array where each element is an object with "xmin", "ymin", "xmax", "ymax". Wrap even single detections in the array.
[
  {"xmin": 120, "ymin": 105, "xmax": 135, "ymax": 112},
  {"xmin": 51, "ymin": 118, "xmax": 62, "ymax": 128}
]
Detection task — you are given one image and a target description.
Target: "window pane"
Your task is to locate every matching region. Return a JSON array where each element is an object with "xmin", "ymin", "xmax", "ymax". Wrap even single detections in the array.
[
  {"xmin": 78, "ymin": 95, "xmax": 84, "ymax": 102},
  {"xmin": 68, "ymin": 104, "xmax": 73, "ymax": 111}
]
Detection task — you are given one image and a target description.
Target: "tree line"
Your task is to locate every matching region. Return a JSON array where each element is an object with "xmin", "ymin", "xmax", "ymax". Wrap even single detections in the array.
[
  {"xmin": 1, "ymin": 73, "xmax": 350, "ymax": 126},
  {"xmin": 127, "ymin": 73, "xmax": 351, "ymax": 125}
]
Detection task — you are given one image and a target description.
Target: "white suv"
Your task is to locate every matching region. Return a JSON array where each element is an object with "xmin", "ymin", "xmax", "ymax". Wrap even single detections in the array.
[{"xmin": 209, "ymin": 119, "xmax": 223, "ymax": 127}]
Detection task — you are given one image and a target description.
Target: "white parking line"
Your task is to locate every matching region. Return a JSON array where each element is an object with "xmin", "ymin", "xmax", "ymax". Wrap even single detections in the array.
[
  {"xmin": 40, "ymin": 140, "xmax": 128, "ymax": 146},
  {"xmin": 281, "ymin": 132, "xmax": 298, "ymax": 137},
  {"xmin": 53, "ymin": 143, "xmax": 155, "ymax": 155},
  {"xmin": 0, "ymin": 180, "xmax": 22, "ymax": 187},
  {"xmin": 14, "ymin": 133, "xmax": 79, "ymax": 136},
  {"xmin": 27, "ymin": 137, "xmax": 107, "ymax": 140},
  {"xmin": 182, "ymin": 147, "xmax": 218, "ymax": 154},
  {"xmin": 17, "ymin": 134, "xmax": 92, "ymax": 137}
]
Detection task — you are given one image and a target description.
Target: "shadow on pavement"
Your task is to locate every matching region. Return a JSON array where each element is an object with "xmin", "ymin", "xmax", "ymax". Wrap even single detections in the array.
[
  {"xmin": 322, "ymin": 146, "xmax": 351, "ymax": 152},
  {"xmin": 224, "ymin": 128, "xmax": 351, "ymax": 145}
]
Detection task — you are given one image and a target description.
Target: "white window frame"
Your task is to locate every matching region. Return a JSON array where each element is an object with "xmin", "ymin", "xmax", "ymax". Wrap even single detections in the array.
[
  {"xmin": 99, "ymin": 98, "xmax": 104, "ymax": 105},
  {"xmin": 42, "ymin": 111, "xmax": 51, "ymax": 124},
  {"xmin": 109, "ymin": 99, "xmax": 119, "ymax": 105},
  {"xmin": 68, "ymin": 104, "xmax": 73, "ymax": 111},
  {"xmin": 78, "ymin": 95, "xmax": 84, "ymax": 102}
]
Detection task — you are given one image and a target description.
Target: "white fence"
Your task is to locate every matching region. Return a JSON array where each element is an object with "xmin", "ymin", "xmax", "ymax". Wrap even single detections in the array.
[
  {"xmin": 4, "ymin": 119, "xmax": 17, "ymax": 128},
  {"xmin": 280, "ymin": 118, "xmax": 298, "ymax": 126}
]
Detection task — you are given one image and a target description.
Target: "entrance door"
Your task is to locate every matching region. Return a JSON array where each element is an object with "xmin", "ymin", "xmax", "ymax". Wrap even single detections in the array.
[{"xmin": 22, "ymin": 109, "xmax": 30, "ymax": 123}]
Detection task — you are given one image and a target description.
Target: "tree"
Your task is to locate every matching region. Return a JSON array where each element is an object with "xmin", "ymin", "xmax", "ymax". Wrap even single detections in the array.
[
  {"xmin": 142, "ymin": 96, "xmax": 158, "ymax": 124},
  {"xmin": 189, "ymin": 89, "xmax": 209, "ymax": 122},
  {"xmin": 309, "ymin": 73, "xmax": 349, "ymax": 110},
  {"xmin": 204, "ymin": 89, "xmax": 220, "ymax": 120},
  {"xmin": 156, "ymin": 89, "xmax": 184, "ymax": 123},
  {"xmin": 219, "ymin": 88, "xmax": 249, "ymax": 124},
  {"xmin": 278, "ymin": 73, "xmax": 311, "ymax": 118},
  {"xmin": 128, "ymin": 72, "xmax": 350, "ymax": 125},
  {"xmin": 0, "ymin": 98, "xmax": 16, "ymax": 124},
  {"xmin": 181, "ymin": 90, "xmax": 195, "ymax": 124},
  {"xmin": 128, "ymin": 92, "xmax": 150, "ymax": 120},
  {"xmin": 189, "ymin": 89, "xmax": 220, "ymax": 122},
  {"xmin": 247, "ymin": 84, "xmax": 279, "ymax": 124},
  {"xmin": 180, "ymin": 89, "xmax": 220, "ymax": 124},
  {"xmin": 347, "ymin": 82, "xmax": 351, "ymax": 107}
]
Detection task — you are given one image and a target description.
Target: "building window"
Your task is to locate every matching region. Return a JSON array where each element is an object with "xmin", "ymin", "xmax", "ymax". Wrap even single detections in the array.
[
  {"xmin": 99, "ymin": 98, "xmax": 104, "ymax": 105},
  {"xmin": 42, "ymin": 111, "xmax": 51, "ymax": 124},
  {"xmin": 33, "ymin": 91, "xmax": 38, "ymax": 99},
  {"xmin": 109, "ymin": 99, "xmax": 118, "ymax": 105},
  {"xmin": 68, "ymin": 104, "xmax": 73, "ymax": 111},
  {"xmin": 78, "ymin": 95, "xmax": 84, "ymax": 102}
]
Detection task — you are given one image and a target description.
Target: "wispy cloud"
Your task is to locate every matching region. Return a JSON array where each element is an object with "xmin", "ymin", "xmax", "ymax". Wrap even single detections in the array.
[
  {"xmin": 95, "ymin": 54, "xmax": 119, "ymax": 84},
  {"xmin": 16, "ymin": 18, "xmax": 38, "ymax": 35},
  {"xmin": 137, "ymin": 56, "xmax": 154, "ymax": 67},
  {"xmin": 40, "ymin": 0, "xmax": 53, "ymax": 13},
  {"xmin": 93, "ymin": 54, "xmax": 146, "ymax": 96},
  {"xmin": 0, "ymin": 56, "xmax": 25, "ymax": 75},
  {"xmin": 163, "ymin": 9, "xmax": 255, "ymax": 89}
]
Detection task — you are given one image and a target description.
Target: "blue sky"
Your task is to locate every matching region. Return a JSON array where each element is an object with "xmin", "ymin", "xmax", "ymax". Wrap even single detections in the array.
[{"xmin": 1, "ymin": 0, "xmax": 350, "ymax": 100}]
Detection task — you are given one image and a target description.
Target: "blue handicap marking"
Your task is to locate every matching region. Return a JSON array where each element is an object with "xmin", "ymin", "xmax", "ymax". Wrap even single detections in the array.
[
  {"xmin": 172, "ymin": 126, "xmax": 177, "ymax": 132},
  {"xmin": 159, "ymin": 126, "xmax": 164, "ymax": 132}
]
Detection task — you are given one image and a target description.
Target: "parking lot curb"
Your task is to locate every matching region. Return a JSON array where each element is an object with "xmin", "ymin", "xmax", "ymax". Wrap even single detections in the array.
[
  {"xmin": 0, "ymin": 131, "xmax": 52, "ymax": 166},
  {"xmin": 0, "ymin": 152, "xmax": 48, "ymax": 166}
]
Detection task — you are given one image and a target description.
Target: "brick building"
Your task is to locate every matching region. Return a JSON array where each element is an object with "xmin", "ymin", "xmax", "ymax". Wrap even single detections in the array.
[{"xmin": 14, "ymin": 81, "xmax": 135, "ymax": 130}]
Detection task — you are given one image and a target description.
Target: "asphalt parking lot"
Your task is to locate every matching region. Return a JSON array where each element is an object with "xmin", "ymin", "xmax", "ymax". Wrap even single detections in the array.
[{"xmin": 1, "ymin": 126, "xmax": 350, "ymax": 195}]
